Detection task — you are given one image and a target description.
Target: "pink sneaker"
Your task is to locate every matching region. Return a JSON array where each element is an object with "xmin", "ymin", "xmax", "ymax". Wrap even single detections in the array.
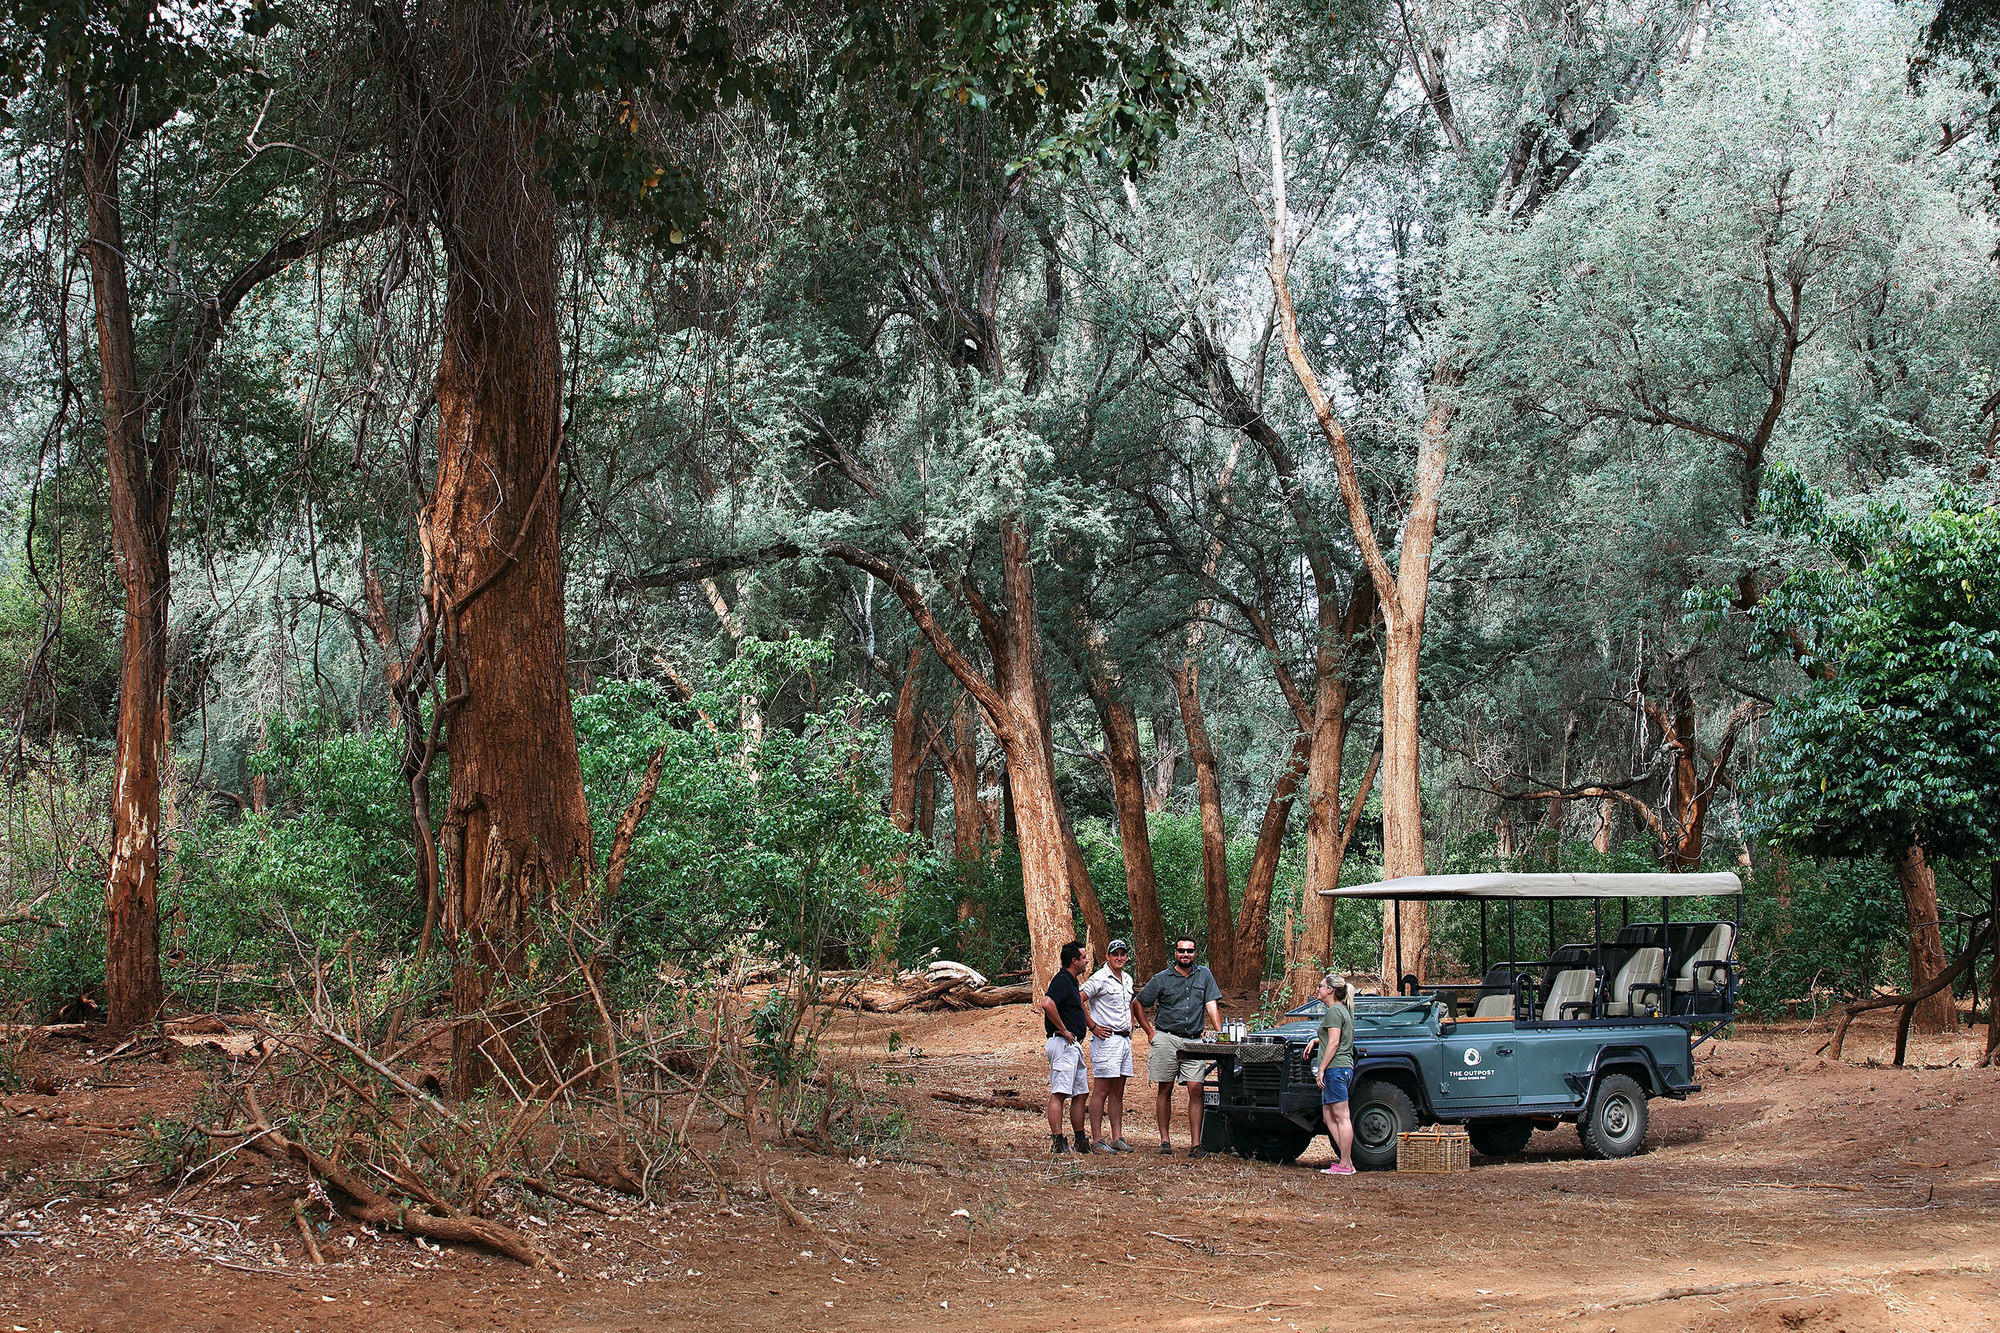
[{"xmin": 1321, "ymin": 1162, "xmax": 1355, "ymax": 1175}]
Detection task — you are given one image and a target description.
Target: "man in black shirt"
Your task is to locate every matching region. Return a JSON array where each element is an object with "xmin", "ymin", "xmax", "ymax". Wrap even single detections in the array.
[{"xmin": 1039, "ymin": 940, "xmax": 1092, "ymax": 1155}]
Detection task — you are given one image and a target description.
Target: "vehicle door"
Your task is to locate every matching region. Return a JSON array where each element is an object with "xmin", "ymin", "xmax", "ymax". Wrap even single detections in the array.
[
  {"xmin": 1515, "ymin": 1028, "xmax": 1609, "ymax": 1112},
  {"xmin": 1431, "ymin": 1024, "xmax": 1521, "ymax": 1110}
]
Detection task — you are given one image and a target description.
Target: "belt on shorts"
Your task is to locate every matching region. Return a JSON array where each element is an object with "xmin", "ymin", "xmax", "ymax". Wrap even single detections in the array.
[
  {"xmin": 1097, "ymin": 1029, "xmax": 1131, "ymax": 1038},
  {"xmin": 1162, "ymin": 1028, "xmax": 1201, "ymax": 1040}
]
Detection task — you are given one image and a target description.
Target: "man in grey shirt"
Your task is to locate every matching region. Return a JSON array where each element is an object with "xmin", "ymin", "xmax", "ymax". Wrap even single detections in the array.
[{"xmin": 1134, "ymin": 935, "xmax": 1223, "ymax": 1155}]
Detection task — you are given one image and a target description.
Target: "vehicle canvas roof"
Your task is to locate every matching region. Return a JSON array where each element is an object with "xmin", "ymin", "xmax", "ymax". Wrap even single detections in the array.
[{"xmin": 1322, "ymin": 871, "xmax": 1743, "ymax": 901}]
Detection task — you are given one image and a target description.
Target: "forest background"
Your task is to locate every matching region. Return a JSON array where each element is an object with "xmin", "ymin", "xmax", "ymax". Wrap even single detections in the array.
[{"xmin": 3, "ymin": 0, "xmax": 1999, "ymax": 1088}]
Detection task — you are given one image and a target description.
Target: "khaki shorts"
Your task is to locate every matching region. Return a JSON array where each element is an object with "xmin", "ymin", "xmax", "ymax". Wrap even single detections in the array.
[{"xmin": 1146, "ymin": 1030, "xmax": 1209, "ymax": 1086}]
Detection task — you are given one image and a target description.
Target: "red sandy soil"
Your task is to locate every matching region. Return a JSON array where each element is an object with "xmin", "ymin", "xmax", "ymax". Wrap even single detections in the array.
[{"xmin": 2, "ymin": 1006, "xmax": 1995, "ymax": 1332}]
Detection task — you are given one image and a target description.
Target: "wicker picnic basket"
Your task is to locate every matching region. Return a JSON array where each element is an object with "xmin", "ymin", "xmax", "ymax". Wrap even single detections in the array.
[{"xmin": 1396, "ymin": 1125, "xmax": 1471, "ymax": 1174}]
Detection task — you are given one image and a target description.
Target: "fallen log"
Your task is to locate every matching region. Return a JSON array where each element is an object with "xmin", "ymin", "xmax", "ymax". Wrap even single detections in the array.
[{"xmin": 931, "ymin": 1089, "xmax": 1042, "ymax": 1113}]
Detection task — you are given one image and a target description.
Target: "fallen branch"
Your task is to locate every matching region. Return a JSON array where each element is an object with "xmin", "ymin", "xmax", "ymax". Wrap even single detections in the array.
[
  {"xmin": 1828, "ymin": 918, "xmax": 1992, "ymax": 1062},
  {"xmin": 230, "ymin": 1092, "xmax": 551, "ymax": 1269},
  {"xmin": 518, "ymin": 1176, "xmax": 615, "ymax": 1216},
  {"xmin": 292, "ymin": 1199, "xmax": 325, "ymax": 1265},
  {"xmin": 931, "ymin": 1089, "xmax": 1041, "ymax": 1113}
]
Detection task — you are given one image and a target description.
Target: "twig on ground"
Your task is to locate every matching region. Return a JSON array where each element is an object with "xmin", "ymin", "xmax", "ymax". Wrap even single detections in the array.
[
  {"xmin": 1167, "ymin": 1294, "xmax": 1307, "ymax": 1312},
  {"xmin": 292, "ymin": 1199, "xmax": 326, "ymax": 1265},
  {"xmin": 518, "ymin": 1176, "xmax": 615, "ymax": 1216}
]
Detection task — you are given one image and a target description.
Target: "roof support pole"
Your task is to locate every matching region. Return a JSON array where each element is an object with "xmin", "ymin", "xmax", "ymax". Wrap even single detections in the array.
[
  {"xmin": 1507, "ymin": 900, "xmax": 1518, "ymax": 997},
  {"xmin": 1394, "ymin": 897, "xmax": 1404, "ymax": 993}
]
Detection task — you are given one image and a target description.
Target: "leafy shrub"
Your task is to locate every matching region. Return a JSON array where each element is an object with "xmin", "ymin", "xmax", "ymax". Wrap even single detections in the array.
[
  {"xmin": 163, "ymin": 716, "xmax": 419, "ymax": 1005},
  {"xmin": 577, "ymin": 640, "xmax": 918, "ymax": 997}
]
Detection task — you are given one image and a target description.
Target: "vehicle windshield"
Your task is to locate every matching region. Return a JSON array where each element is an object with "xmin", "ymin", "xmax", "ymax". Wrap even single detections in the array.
[{"xmin": 1282, "ymin": 996, "xmax": 1435, "ymax": 1024}]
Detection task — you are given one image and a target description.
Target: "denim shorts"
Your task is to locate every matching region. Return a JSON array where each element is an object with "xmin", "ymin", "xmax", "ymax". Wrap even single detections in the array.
[{"xmin": 1320, "ymin": 1067, "xmax": 1353, "ymax": 1105}]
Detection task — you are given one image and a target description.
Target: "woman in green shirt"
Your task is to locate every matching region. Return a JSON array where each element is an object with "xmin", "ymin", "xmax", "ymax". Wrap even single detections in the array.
[{"xmin": 1304, "ymin": 974, "xmax": 1355, "ymax": 1175}]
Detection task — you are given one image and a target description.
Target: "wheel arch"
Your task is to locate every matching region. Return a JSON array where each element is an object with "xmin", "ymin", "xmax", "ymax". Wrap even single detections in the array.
[
  {"xmin": 1588, "ymin": 1046, "xmax": 1667, "ymax": 1100},
  {"xmin": 1355, "ymin": 1056, "xmax": 1434, "ymax": 1121}
]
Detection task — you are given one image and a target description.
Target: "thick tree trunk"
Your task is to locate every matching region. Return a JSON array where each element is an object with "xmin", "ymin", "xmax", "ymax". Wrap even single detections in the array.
[
  {"xmin": 1285, "ymin": 670, "xmax": 1355, "ymax": 1001},
  {"xmin": 916, "ymin": 760, "xmax": 936, "ymax": 842},
  {"xmin": 1095, "ymin": 692, "xmax": 1167, "ymax": 980},
  {"xmin": 1224, "ymin": 731, "xmax": 1312, "ymax": 994},
  {"xmin": 1591, "ymin": 798, "xmax": 1615, "ymax": 854},
  {"xmin": 427, "ymin": 48, "xmax": 595, "ymax": 1096},
  {"xmin": 1378, "ymin": 621, "xmax": 1429, "ymax": 988},
  {"xmin": 79, "ymin": 109, "xmax": 173, "ymax": 1034},
  {"xmin": 888, "ymin": 647, "xmax": 923, "ymax": 834},
  {"xmin": 991, "ymin": 722, "xmax": 1072, "ymax": 993},
  {"xmin": 1174, "ymin": 662, "xmax": 1233, "ymax": 974},
  {"xmin": 1895, "ymin": 844, "xmax": 1956, "ymax": 1035},
  {"xmin": 947, "ymin": 694, "xmax": 985, "ymax": 862}
]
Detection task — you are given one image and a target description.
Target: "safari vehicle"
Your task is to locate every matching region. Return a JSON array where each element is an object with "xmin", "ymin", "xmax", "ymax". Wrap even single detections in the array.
[{"xmin": 1190, "ymin": 872, "xmax": 1743, "ymax": 1169}]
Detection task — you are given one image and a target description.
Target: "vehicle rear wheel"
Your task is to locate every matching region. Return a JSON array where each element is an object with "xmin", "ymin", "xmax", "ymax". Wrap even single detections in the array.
[
  {"xmin": 1230, "ymin": 1117, "xmax": 1314, "ymax": 1164},
  {"xmin": 1578, "ymin": 1073, "xmax": 1649, "ymax": 1159},
  {"xmin": 1348, "ymin": 1078, "xmax": 1418, "ymax": 1171},
  {"xmin": 1467, "ymin": 1118, "xmax": 1534, "ymax": 1157}
]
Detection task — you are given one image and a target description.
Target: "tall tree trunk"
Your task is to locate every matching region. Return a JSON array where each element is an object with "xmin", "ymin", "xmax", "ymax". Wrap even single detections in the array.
[
  {"xmin": 1174, "ymin": 661, "xmax": 1233, "ymax": 979},
  {"xmin": 1225, "ymin": 731, "xmax": 1312, "ymax": 994},
  {"xmin": 1895, "ymin": 844, "xmax": 1956, "ymax": 1035},
  {"xmin": 1591, "ymin": 798, "xmax": 1615, "ymax": 854},
  {"xmin": 1093, "ymin": 690, "xmax": 1166, "ymax": 980},
  {"xmin": 916, "ymin": 759, "xmax": 936, "ymax": 842},
  {"xmin": 81, "ymin": 108, "xmax": 173, "ymax": 1034},
  {"xmin": 427, "ymin": 39, "xmax": 595, "ymax": 1096},
  {"xmin": 828, "ymin": 525, "xmax": 1081, "ymax": 994},
  {"xmin": 1284, "ymin": 676, "xmax": 1370, "ymax": 1001},
  {"xmin": 887, "ymin": 647, "xmax": 923, "ymax": 833},
  {"xmin": 1267, "ymin": 87, "xmax": 1446, "ymax": 986},
  {"xmin": 947, "ymin": 693, "xmax": 985, "ymax": 862}
]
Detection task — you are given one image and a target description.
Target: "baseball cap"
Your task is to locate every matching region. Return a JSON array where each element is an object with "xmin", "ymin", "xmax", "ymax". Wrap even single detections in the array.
[{"xmin": 1107, "ymin": 939, "xmax": 1131, "ymax": 955}]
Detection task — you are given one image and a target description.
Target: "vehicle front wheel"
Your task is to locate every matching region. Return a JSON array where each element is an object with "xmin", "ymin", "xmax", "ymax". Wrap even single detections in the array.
[
  {"xmin": 1231, "ymin": 1118, "xmax": 1314, "ymax": 1164},
  {"xmin": 1348, "ymin": 1078, "xmax": 1419, "ymax": 1171},
  {"xmin": 1578, "ymin": 1073, "xmax": 1650, "ymax": 1159},
  {"xmin": 1467, "ymin": 1118, "xmax": 1534, "ymax": 1157}
]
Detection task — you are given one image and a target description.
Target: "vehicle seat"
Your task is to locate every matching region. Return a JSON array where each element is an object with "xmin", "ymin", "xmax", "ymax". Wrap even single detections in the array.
[
  {"xmin": 1673, "ymin": 923, "xmax": 1735, "ymax": 995},
  {"xmin": 1472, "ymin": 991, "xmax": 1515, "ymax": 1018},
  {"xmin": 1539, "ymin": 945, "xmax": 1597, "ymax": 998},
  {"xmin": 1602, "ymin": 947, "xmax": 1665, "ymax": 1016},
  {"xmin": 1541, "ymin": 968, "xmax": 1598, "ymax": 1022}
]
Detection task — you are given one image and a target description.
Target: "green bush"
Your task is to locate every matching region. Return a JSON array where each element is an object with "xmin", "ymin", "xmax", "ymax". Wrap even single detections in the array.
[
  {"xmin": 164, "ymin": 715, "xmax": 419, "ymax": 1006},
  {"xmin": 578, "ymin": 641, "xmax": 918, "ymax": 996}
]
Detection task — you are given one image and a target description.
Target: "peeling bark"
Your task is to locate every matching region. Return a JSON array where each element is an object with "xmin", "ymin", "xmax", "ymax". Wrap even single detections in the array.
[{"xmin": 423, "ymin": 17, "xmax": 594, "ymax": 1094}]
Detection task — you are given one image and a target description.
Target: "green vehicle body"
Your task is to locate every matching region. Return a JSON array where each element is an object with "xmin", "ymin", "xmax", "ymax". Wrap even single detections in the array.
[{"xmin": 1191, "ymin": 926, "xmax": 1736, "ymax": 1168}]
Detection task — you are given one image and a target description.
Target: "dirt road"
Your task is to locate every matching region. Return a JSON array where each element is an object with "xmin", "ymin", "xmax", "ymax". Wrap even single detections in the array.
[{"xmin": 4, "ymin": 1006, "xmax": 1995, "ymax": 1331}]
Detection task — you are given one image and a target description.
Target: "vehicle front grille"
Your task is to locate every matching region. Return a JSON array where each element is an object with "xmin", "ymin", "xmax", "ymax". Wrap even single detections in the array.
[{"xmin": 1238, "ymin": 1062, "xmax": 1283, "ymax": 1105}]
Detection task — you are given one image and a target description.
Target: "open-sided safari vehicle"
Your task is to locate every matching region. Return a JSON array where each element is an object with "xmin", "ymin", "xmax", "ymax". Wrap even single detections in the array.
[{"xmin": 1190, "ymin": 872, "xmax": 1743, "ymax": 1169}]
